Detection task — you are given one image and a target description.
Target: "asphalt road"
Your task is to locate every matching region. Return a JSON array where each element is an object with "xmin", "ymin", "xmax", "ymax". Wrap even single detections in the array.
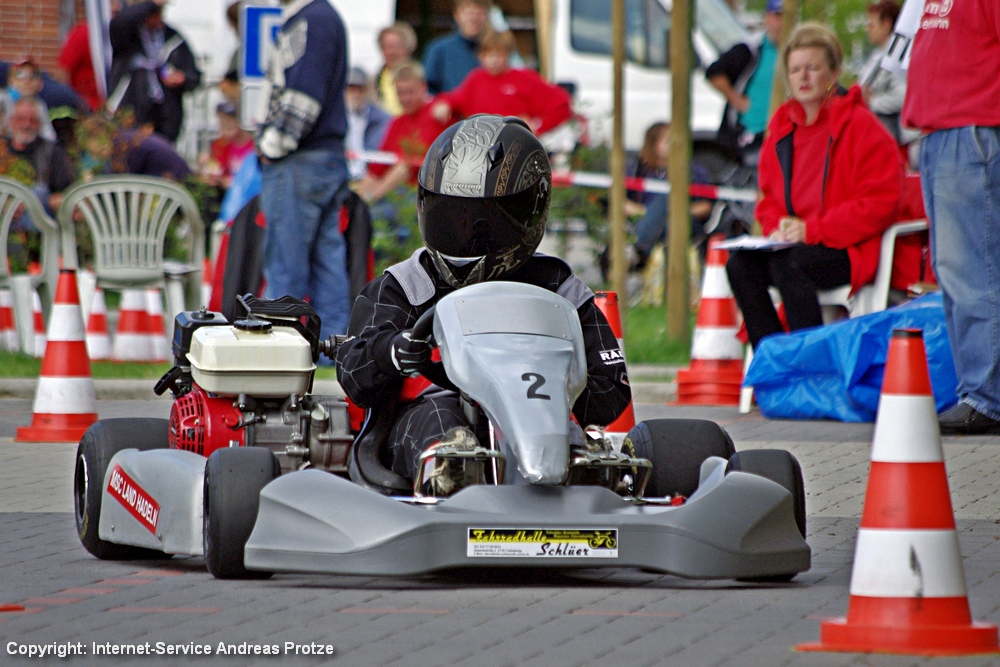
[{"xmin": 1, "ymin": 398, "xmax": 999, "ymax": 667}]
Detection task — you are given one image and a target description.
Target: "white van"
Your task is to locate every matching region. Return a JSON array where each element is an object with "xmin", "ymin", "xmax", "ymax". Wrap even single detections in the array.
[
  {"xmin": 164, "ymin": 0, "xmax": 748, "ymax": 154},
  {"xmin": 548, "ymin": 0, "xmax": 749, "ymax": 150}
]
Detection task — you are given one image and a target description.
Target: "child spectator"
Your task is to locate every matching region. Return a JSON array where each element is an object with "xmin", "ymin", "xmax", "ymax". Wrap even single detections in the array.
[
  {"xmin": 430, "ymin": 29, "xmax": 572, "ymax": 137},
  {"xmin": 0, "ymin": 59, "xmax": 57, "ymax": 142},
  {"xmin": 201, "ymin": 101, "xmax": 254, "ymax": 189},
  {"xmin": 599, "ymin": 121, "xmax": 713, "ymax": 279},
  {"xmin": 356, "ymin": 62, "xmax": 448, "ymax": 208}
]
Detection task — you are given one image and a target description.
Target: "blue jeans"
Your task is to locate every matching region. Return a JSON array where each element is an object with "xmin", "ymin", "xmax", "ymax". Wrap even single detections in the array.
[
  {"xmin": 260, "ymin": 148, "xmax": 351, "ymax": 344},
  {"xmin": 920, "ymin": 126, "xmax": 1000, "ymax": 420},
  {"xmin": 634, "ymin": 194, "xmax": 707, "ymax": 256}
]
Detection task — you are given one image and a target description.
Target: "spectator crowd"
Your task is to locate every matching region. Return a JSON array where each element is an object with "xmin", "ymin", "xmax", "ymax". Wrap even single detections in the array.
[{"xmin": 1, "ymin": 0, "xmax": 996, "ymax": 434}]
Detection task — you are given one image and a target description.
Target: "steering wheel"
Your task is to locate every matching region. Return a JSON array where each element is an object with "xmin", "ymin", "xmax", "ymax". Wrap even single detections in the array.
[{"xmin": 408, "ymin": 305, "xmax": 459, "ymax": 393}]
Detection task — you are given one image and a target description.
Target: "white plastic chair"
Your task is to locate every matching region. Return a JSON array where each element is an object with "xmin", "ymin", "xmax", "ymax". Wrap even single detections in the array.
[
  {"xmin": 59, "ymin": 175, "xmax": 205, "ymax": 334},
  {"xmin": 738, "ymin": 219, "xmax": 930, "ymax": 413},
  {"xmin": 0, "ymin": 176, "xmax": 63, "ymax": 352}
]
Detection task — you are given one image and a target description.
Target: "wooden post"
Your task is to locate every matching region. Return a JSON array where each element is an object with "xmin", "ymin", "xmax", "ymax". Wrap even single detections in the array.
[
  {"xmin": 609, "ymin": 0, "xmax": 628, "ymax": 306},
  {"xmin": 533, "ymin": 0, "xmax": 553, "ymax": 81},
  {"xmin": 666, "ymin": 0, "xmax": 693, "ymax": 342}
]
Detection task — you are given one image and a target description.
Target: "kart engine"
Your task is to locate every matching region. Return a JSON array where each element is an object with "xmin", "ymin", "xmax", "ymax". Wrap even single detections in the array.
[
  {"xmin": 160, "ymin": 306, "xmax": 354, "ymax": 473},
  {"xmin": 168, "ymin": 388, "xmax": 353, "ymax": 473}
]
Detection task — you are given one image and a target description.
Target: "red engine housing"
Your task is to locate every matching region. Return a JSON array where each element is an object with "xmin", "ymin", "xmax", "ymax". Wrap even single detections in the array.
[{"xmin": 168, "ymin": 386, "xmax": 245, "ymax": 457}]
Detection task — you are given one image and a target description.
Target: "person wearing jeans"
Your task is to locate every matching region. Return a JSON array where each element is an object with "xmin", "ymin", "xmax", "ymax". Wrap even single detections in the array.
[
  {"xmin": 917, "ymin": 129, "xmax": 1000, "ymax": 432},
  {"xmin": 260, "ymin": 149, "xmax": 350, "ymax": 339},
  {"xmin": 256, "ymin": 0, "xmax": 351, "ymax": 345},
  {"xmin": 903, "ymin": 0, "xmax": 1000, "ymax": 434}
]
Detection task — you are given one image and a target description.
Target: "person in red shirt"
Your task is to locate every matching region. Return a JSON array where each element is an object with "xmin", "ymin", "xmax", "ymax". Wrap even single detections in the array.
[
  {"xmin": 726, "ymin": 23, "xmax": 902, "ymax": 349},
  {"xmin": 356, "ymin": 61, "xmax": 448, "ymax": 204},
  {"xmin": 58, "ymin": 24, "xmax": 103, "ymax": 111},
  {"xmin": 902, "ymin": 0, "xmax": 1000, "ymax": 434},
  {"xmin": 430, "ymin": 29, "xmax": 571, "ymax": 137},
  {"xmin": 201, "ymin": 101, "xmax": 254, "ymax": 188}
]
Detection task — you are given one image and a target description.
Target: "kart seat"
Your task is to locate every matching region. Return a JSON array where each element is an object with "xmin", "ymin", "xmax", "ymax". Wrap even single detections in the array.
[{"xmin": 348, "ymin": 399, "xmax": 412, "ymax": 496}]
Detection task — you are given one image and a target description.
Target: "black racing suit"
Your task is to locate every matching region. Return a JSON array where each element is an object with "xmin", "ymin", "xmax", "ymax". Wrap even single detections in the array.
[{"xmin": 336, "ymin": 250, "xmax": 632, "ymax": 479}]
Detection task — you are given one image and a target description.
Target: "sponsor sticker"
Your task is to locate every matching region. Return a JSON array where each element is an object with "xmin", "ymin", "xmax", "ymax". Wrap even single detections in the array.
[
  {"xmin": 467, "ymin": 528, "xmax": 618, "ymax": 558},
  {"xmin": 106, "ymin": 464, "xmax": 160, "ymax": 534}
]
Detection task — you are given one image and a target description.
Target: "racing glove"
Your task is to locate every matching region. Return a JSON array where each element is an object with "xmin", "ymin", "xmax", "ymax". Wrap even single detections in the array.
[{"xmin": 389, "ymin": 330, "xmax": 432, "ymax": 377}]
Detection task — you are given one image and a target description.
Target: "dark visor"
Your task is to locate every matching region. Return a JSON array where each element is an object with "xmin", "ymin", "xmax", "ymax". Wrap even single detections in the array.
[{"xmin": 419, "ymin": 183, "xmax": 541, "ymax": 258}]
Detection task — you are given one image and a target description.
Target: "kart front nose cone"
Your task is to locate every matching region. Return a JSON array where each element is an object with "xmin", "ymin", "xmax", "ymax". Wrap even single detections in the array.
[{"xmin": 515, "ymin": 434, "xmax": 568, "ymax": 485}]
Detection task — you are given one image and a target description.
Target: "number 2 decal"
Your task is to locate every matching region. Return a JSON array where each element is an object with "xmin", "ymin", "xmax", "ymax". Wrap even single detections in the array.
[{"xmin": 522, "ymin": 373, "xmax": 551, "ymax": 400}]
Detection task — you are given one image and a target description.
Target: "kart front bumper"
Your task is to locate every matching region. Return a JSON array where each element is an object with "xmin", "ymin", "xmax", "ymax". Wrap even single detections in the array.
[{"xmin": 244, "ymin": 458, "xmax": 810, "ymax": 579}]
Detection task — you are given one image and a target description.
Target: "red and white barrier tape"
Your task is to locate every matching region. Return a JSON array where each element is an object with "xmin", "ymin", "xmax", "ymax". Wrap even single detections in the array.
[{"xmin": 347, "ymin": 150, "xmax": 759, "ymax": 204}]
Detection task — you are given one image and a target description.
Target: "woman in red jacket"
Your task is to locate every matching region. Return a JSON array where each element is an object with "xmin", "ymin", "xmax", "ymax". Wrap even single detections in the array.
[{"xmin": 726, "ymin": 23, "xmax": 903, "ymax": 349}]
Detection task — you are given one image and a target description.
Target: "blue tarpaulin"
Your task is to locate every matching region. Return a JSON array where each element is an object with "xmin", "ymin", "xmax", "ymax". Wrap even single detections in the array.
[{"xmin": 744, "ymin": 293, "xmax": 957, "ymax": 422}]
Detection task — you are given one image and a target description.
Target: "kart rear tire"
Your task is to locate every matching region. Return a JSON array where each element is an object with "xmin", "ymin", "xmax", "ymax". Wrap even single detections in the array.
[
  {"xmin": 203, "ymin": 447, "xmax": 280, "ymax": 579},
  {"xmin": 625, "ymin": 419, "xmax": 736, "ymax": 498},
  {"xmin": 726, "ymin": 449, "xmax": 806, "ymax": 538},
  {"xmin": 74, "ymin": 418, "xmax": 171, "ymax": 560}
]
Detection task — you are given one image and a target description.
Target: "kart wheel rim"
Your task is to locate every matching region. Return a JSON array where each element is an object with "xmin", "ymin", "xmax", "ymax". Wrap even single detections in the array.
[{"xmin": 74, "ymin": 453, "xmax": 88, "ymax": 529}]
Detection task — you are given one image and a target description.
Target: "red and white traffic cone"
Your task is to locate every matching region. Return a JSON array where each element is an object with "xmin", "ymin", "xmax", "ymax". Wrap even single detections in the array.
[
  {"xmin": 111, "ymin": 289, "xmax": 153, "ymax": 362},
  {"xmin": 0, "ymin": 288, "xmax": 17, "ymax": 351},
  {"xmin": 16, "ymin": 269, "xmax": 98, "ymax": 442},
  {"xmin": 798, "ymin": 329, "xmax": 999, "ymax": 656},
  {"xmin": 673, "ymin": 235, "xmax": 743, "ymax": 405},
  {"xmin": 145, "ymin": 289, "xmax": 170, "ymax": 362},
  {"xmin": 85, "ymin": 287, "xmax": 111, "ymax": 360},
  {"xmin": 31, "ymin": 289, "xmax": 47, "ymax": 358},
  {"xmin": 593, "ymin": 291, "xmax": 635, "ymax": 447}
]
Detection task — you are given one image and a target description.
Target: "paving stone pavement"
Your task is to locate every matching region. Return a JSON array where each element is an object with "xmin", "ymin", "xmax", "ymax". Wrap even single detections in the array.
[{"xmin": 1, "ymin": 399, "xmax": 999, "ymax": 666}]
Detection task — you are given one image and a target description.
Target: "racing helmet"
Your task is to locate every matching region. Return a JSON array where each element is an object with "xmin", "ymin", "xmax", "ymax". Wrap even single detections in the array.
[{"xmin": 417, "ymin": 115, "xmax": 551, "ymax": 288}]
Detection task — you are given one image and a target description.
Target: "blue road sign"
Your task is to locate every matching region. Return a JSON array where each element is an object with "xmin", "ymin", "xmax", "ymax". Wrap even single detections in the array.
[{"xmin": 242, "ymin": 5, "xmax": 283, "ymax": 79}]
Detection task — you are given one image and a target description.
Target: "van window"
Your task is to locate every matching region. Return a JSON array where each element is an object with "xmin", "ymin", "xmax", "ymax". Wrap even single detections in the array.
[
  {"xmin": 570, "ymin": 0, "xmax": 670, "ymax": 68},
  {"xmin": 570, "ymin": 0, "xmax": 745, "ymax": 68},
  {"xmin": 697, "ymin": 0, "xmax": 747, "ymax": 54}
]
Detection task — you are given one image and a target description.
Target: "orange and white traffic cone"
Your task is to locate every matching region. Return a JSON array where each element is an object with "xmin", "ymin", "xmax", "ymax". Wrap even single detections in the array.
[
  {"xmin": 85, "ymin": 287, "xmax": 111, "ymax": 360},
  {"xmin": 0, "ymin": 288, "xmax": 17, "ymax": 351},
  {"xmin": 798, "ymin": 329, "xmax": 999, "ymax": 656},
  {"xmin": 112, "ymin": 289, "xmax": 153, "ymax": 362},
  {"xmin": 145, "ymin": 289, "xmax": 170, "ymax": 362},
  {"xmin": 16, "ymin": 269, "xmax": 98, "ymax": 442},
  {"xmin": 31, "ymin": 289, "xmax": 47, "ymax": 358},
  {"xmin": 673, "ymin": 236, "xmax": 743, "ymax": 405},
  {"xmin": 594, "ymin": 291, "xmax": 635, "ymax": 447}
]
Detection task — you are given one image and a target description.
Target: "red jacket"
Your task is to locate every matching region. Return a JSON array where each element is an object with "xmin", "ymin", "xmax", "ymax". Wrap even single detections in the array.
[
  {"xmin": 756, "ymin": 85, "xmax": 903, "ymax": 292},
  {"xmin": 440, "ymin": 67, "xmax": 572, "ymax": 135}
]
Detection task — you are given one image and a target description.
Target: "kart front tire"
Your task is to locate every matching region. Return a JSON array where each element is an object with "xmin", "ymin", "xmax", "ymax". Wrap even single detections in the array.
[
  {"xmin": 626, "ymin": 419, "xmax": 736, "ymax": 498},
  {"xmin": 203, "ymin": 447, "xmax": 280, "ymax": 580},
  {"xmin": 726, "ymin": 449, "xmax": 806, "ymax": 538},
  {"xmin": 74, "ymin": 418, "xmax": 171, "ymax": 560}
]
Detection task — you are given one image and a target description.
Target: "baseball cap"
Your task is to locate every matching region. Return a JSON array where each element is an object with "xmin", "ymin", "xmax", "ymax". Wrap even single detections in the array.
[
  {"xmin": 766, "ymin": 0, "xmax": 783, "ymax": 13},
  {"xmin": 347, "ymin": 67, "xmax": 368, "ymax": 87}
]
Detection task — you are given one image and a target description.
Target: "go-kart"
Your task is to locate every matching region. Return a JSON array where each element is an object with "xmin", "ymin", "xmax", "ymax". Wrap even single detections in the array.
[{"xmin": 74, "ymin": 283, "xmax": 810, "ymax": 582}]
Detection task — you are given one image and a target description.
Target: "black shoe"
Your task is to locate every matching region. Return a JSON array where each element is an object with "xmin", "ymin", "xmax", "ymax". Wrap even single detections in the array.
[{"xmin": 938, "ymin": 403, "xmax": 1000, "ymax": 435}]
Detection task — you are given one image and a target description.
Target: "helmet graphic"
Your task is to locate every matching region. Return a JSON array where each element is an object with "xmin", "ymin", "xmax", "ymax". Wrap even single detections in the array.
[{"xmin": 417, "ymin": 115, "xmax": 551, "ymax": 288}]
